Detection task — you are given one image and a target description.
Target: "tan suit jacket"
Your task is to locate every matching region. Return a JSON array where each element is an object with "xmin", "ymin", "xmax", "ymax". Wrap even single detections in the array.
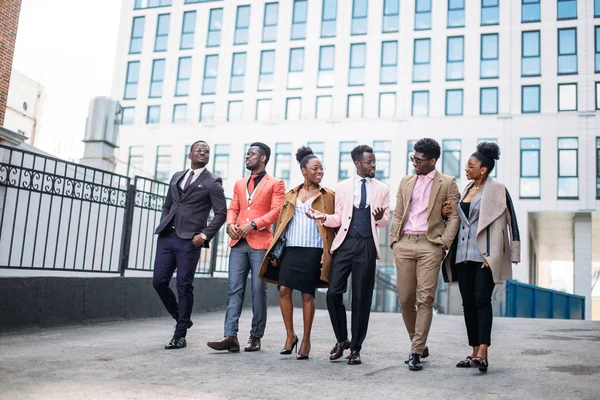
[{"xmin": 390, "ymin": 170, "xmax": 460, "ymax": 249}]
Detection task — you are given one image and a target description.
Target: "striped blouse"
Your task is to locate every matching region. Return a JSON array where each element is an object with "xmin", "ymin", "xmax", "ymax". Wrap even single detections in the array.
[{"xmin": 285, "ymin": 197, "xmax": 323, "ymax": 248}]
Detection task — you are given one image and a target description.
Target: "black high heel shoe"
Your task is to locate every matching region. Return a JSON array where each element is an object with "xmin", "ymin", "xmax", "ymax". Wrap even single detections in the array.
[
  {"xmin": 280, "ymin": 336, "xmax": 299, "ymax": 355},
  {"xmin": 296, "ymin": 344, "xmax": 311, "ymax": 360}
]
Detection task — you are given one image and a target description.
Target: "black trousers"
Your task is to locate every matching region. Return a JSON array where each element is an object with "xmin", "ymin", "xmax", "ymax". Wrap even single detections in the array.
[
  {"xmin": 152, "ymin": 230, "xmax": 201, "ymax": 338},
  {"xmin": 326, "ymin": 235, "xmax": 377, "ymax": 352},
  {"xmin": 457, "ymin": 261, "xmax": 495, "ymax": 347}
]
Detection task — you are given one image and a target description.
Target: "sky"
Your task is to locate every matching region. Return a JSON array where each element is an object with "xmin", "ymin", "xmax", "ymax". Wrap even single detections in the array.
[{"xmin": 12, "ymin": 0, "xmax": 122, "ymax": 161}]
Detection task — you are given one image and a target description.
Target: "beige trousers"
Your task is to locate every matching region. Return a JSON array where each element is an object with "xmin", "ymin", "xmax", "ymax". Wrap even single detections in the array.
[{"xmin": 393, "ymin": 234, "xmax": 445, "ymax": 354}]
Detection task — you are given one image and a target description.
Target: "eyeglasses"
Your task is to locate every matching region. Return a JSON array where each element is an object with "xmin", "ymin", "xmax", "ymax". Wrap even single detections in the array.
[
  {"xmin": 308, "ymin": 167, "xmax": 325, "ymax": 172},
  {"xmin": 410, "ymin": 155, "xmax": 431, "ymax": 165}
]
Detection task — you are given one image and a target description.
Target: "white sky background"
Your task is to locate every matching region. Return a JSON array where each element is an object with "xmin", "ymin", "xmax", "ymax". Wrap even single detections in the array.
[{"xmin": 12, "ymin": 0, "xmax": 122, "ymax": 161}]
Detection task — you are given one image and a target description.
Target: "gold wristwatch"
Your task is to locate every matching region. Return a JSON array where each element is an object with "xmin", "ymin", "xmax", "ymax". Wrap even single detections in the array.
[{"xmin": 200, "ymin": 233, "xmax": 208, "ymax": 241}]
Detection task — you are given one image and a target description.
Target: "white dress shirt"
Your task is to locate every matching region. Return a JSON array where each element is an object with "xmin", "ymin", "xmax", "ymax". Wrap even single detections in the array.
[
  {"xmin": 180, "ymin": 167, "xmax": 206, "ymax": 190},
  {"xmin": 352, "ymin": 174, "xmax": 371, "ymax": 208}
]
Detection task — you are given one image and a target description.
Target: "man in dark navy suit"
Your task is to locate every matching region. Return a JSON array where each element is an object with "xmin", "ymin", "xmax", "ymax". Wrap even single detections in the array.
[{"xmin": 152, "ymin": 140, "xmax": 227, "ymax": 349}]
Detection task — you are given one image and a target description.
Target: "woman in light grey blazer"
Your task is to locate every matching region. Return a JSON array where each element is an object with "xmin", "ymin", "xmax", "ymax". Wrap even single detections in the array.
[{"xmin": 442, "ymin": 142, "xmax": 520, "ymax": 373}]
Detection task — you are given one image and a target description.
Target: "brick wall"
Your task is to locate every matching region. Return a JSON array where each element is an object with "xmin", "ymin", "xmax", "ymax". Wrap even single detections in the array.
[{"xmin": 0, "ymin": 0, "xmax": 22, "ymax": 126}]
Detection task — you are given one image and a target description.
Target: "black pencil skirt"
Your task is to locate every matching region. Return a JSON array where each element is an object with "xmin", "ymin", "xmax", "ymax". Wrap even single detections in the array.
[{"xmin": 278, "ymin": 246, "xmax": 323, "ymax": 297}]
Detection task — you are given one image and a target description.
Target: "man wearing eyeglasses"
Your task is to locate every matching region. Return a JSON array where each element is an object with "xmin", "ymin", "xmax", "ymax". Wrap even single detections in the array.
[{"xmin": 390, "ymin": 138, "xmax": 460, "ymax": 371}]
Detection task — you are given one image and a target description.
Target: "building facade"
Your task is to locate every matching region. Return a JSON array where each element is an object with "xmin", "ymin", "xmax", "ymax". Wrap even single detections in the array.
[
  {"xmin": 111, "ymin": 0, "xmax": 600, "ymax": 318},
  {"xmin": 0, "ymin": 0, "xmax": 23, "ymax": 126},
  {"xmin": 4, "ymin": 70, "xmax": 47, "ymax": 144}
]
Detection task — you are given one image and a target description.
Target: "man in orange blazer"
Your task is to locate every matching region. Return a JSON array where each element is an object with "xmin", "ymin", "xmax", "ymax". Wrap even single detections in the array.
[
  {"xmin": 207, "ymin": 142, "xmax": 285, "ymax": 353},
  {"xmin": 308, "ymin": 145, "xmax": 389, "ymax": 365}
]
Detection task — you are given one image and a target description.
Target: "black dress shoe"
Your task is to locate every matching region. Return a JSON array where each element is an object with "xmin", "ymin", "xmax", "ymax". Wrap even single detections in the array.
[
  {"xmin": 347, "ymin": 350, "xmax": 361, "ymax": 365},
  {"xmin": 329, "ymin": 340, "xmax": 351, "ymax": 361},
  {"xmin": 408, "ymin": 353, "xmax": 423, "ymax": 371},
  {"xmin": 405, "ymin": 346, "xmax": 429, "ymax": 364},
  {"xmin": 165, "ymin": 336, "xmax": 186, "ymax": 350}
]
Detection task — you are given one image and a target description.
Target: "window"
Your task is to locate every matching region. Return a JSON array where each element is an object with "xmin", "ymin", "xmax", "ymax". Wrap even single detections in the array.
[
  {"xmin": 557, "ymin": 0, "xmax": 576, "ymax": 20},
  {"xmin": 149, "ymin": 59, "xmax": 166, "ymax": 98},
  {"xmin": 262, "ymin": 2, "xmax": 278, "ymax": 42},
  {"xmin": 374, "ymin": 141, "xmax": 391, "ymax": 184},
  {"xmin": 557, "ymin": 137, "xmax": 578, "ymax": 199},
  {"xmin": 595, "ymin": 26, "xmax": 600, "ymax": 73},
  {"xmin": 124, "ymin": 61, "xmax": 140, "ymax": 100},
  {"xmin": 274, "ymin": 143, "xmax": 292, "ymax": 185},
  {"xmin": 258, "ymin": 50, "xmax": 275, "ymax": 91},
  {"xmin": 213, "ymin": 144, "xmax": 230, "ymax": 180},
  {"xmin": 597, "ymin": 138, "xmax": 600, "ymax": 198},
  {"xmin": 199, "ymin": 102, "xmax": 214, "ymax": 122},
  {"xmin": 481, "ymin": 0, "xmax": 499, "ymax": 26},
  {"xmin": 286, "ymin": 97, "xmax": 302, "ymax": 120},
  {"xmin": 597, "ymin": 82, "xmax": 600, "ymax": 110},
  {"xmin": 412, "ymin": 90, "xmax": 429, "ymax": 116},
  {"xmin": 349, "ymin": 43, "xmax": 366, "ymax": 86},
  {"xmin": 202, "ymin": 55, "xmax": 218, "ymax": 95},
  {"xmin": 448, "ymin": 0, "xmax": 465, "ymax": 28},
  {"xmin": 520, "ymin": 138, "xmax": 540, "ymax": 198},
  {"xmin": 227, "ymin": 100, "xmax": 243, "ymax": 122},
  {"xmin": 338, "ymin": 141, "xmax": 358, "ymax": 181},
  {"xmin": 447, "ymin": 36, "xmax": 464, "ymax": 80},
  {"xmin": 288, "ymin": 48, "xmax": 304, "ymax": 89},
  {"xmin": 522, "ymin": 0, "xmax": 540, "ymax": 23},
  {"xmin": 175, "ymin": 57, "xmax": 191, "ymax": 96},
  {"xmin": 415, "ymin": 0, "xmax": 431, "ymax": 31},
  {"xmin": 154, "ymin": 14, "xmax": 170, "ymax": 52},
  {"xmin": 321, "ymin": 0, "xmax": 337, "ymax": 37},
  {"xmin": 146, "ymin": 105, "xmax": 160, "ymax": 124},
  {"xmin": 446, "ymin": 89, "xmax": 463, "ymax": 116},
  {"xmin": 318, "ymin": 45, "xmax": 335, "ymax": 88},
  {"xmin": 129, "ymin": 17, "xmax": 145, "ymax": 54},
  {"xmin": 347, "ymin": 94, "xmax": 363, "ymax": 118},
  {"xmin": 155, "ymin": 146, "xmax": 171, "ymax": 183},
  {"xmin": 134, "ymin": 0, "xmax": 171, "ymax": 9},
  {"xmin": 379, "ymin": 93, "xmax": 396, "ymax": 118},
  {"xmin": 242, "ymin": 143, "xmax": 251, "ymax": 177},
  {"xmin": 380, "ymin": 41, "xmax": 397, "ymax": 84},
  {"xmin": 230, "ymin": 52, "xmax": 246, "ymax": 93},
  {"xmin": 406, "ymin": 140, "xmax": 416, "ymax": 175},
  {"xmin": 308, "ymin": 142, "xmax": 325, "ymax": 162},
  {"xmin": 480, "ymin": 87, "xmax": 498, "ymax": 114},
  {"xmin": 413, "ymin": 38, "xmax": 431, "ymax": 82},
  {"xmin": 127, "ymin": 146, "xmax": 143, "ymax": 179},
  {"xmin": 291, "ymin": 0, "xmax": 307, "ymax": 40},
  {"xmin": 352, "ymin": 0, "xmax": 368, "ymax": 35},
  {"xmin": 522, "ymin": 85, "xmax": 540, "ymax": 113},
  {"xmin": 121, "ymin": 107, "xmax": 135, "ymax": 125},
  {"xmin": 522, "ymin": 31, "xmax": 541, "ymax": 77},
  {"xmin": 234, "ymin": 5, "xmax": 250, "ymax": 45},
  {"xmin": 481, "ymin": 34, "xmax": 499, "ymax": 79},
  {"xmin": 478, "ymin": 138, "xmax": 498, "ymax": 178},
  {"xmin": 558, "ymin": 28, "xmax": 577, "ymax": 75},
  {"xmin": 172, "ymin": 104, "xmax": 187, "ymax": 123},
  {"xmin": 184, "ymin": 0, "xmax": 222, "ymax": 3},
  {"xmin": 256, "ymin": 99, "xmax": 272, "ymax": 121},
  {"xmin": 442, "ymin": 140, "xmax": 461, "ymax": 183},
  {"xmin": 316, "ymin": 95, "xmax": 332, "ymax": 119},
  {"xmin": 383, "ymin": 0, "xmax": 399, "ymax": 33},
  {"xmin": 180, "ymin": 11, "xmax": 196, "ymax": 49},
  {"xmin": 558, "ymin": 83, "xmax": 577, "ymax": 112},
  {"xmin": 597, "ymin": 0, "xmax": 600, "ymax": 17},
  {"xmin": 185, "ymin": 145, "xmax": 193, "ymax": 170},
  {"xmin": 207, "ymin": 8, "xmax": 223, "ymax": 47}
]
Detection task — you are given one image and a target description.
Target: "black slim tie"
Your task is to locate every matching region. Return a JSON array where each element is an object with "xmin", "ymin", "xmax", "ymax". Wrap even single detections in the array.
[{"xmin": 359, "ymin": 178, "xmax": 367, "ymax": 209}]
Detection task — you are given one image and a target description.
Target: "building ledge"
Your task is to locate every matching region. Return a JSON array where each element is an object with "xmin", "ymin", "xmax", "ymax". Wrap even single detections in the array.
[{"xmin": 0, "ymin": 126, "xmax": 28, "ymax": 147}]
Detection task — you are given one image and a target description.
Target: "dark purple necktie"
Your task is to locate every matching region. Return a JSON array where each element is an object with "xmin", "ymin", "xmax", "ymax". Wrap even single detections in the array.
[{"xmin": 183, "ymin": 171, "xmax": 195, "ymax": 191}]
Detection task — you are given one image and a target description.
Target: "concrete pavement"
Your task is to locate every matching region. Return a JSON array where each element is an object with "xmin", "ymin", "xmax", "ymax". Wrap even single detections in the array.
[{"xmin": 1, "ymin": 307, "xmax": 599, "ymax": 400}]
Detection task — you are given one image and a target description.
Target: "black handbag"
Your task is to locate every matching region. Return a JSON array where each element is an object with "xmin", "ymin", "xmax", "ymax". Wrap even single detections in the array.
[{"xmin": 267, "ymin": 225, "xmax": 288, "ymax": 267}]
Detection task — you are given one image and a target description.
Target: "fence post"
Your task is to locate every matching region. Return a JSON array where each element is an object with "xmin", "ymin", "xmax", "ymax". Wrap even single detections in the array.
[{"xmin": 119, "ymin": 179, "xmax": 136, "ymax": 276}]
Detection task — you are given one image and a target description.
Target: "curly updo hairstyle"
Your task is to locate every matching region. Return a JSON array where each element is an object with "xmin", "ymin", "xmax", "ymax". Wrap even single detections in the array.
[
  {"xmin": 296, "ymin": 146, "xmax": 318, "ymax": 169},
  {"xmin": 473, "ymin": 142, "xmax": 501, "ymax": 173}
]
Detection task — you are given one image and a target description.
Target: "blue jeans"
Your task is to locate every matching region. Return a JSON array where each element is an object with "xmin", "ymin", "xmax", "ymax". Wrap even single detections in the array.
[{"xmin": 224, "ymin": 240, "xmax": 268, "ymax": 338}]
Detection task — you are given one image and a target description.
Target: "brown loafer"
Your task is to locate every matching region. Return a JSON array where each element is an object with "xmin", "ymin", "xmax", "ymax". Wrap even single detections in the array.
[
  {"xmin": 329, "ymin": 340, "xmax": 351, "ymax": 361},
  {"xmin": 207, "ymin": 336, "xmax": 240, "ymax": 352},
  {"xmin": 347, "ymin": 350, "xmax": 362, "ymax": 365},
  {"xmin": 456, "ymin": 356, "xmax": 473, "ymax": 368},
  {"xmin": 244, "ymin": 335, "xmax": 261, "ymax": 352}
]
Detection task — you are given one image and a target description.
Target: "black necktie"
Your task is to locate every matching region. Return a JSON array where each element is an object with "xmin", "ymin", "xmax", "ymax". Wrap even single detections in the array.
[{"xmin": 359, "ymin": 178, "xmax": 367, "ymax": 209}]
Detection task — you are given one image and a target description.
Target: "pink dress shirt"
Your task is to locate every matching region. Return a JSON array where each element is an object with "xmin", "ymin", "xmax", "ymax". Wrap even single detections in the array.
[{"xmin": 404, "ymin": 169, "xmax": 436, "ymax": 234}]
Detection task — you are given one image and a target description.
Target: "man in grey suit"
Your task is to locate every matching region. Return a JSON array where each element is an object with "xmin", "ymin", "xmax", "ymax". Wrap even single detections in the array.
[{"xmin": 153, "ymin": 140, "xmax": 227, "ymax": 349}]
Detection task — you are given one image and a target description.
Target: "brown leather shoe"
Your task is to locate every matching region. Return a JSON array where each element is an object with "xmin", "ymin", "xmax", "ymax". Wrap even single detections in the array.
[
  {"xmin": 347, "ymin": 350, "xmax": 362, "ymax": 365},
  {"xmin": 206, "ymin": 336, "xmax": 240, "ymax": 352},
  {"xmin": 329, "ymin": 340, "xmax": 351, "ymax": 361},
  {"xmin": 244, "ymin": 335, "xmax": 261, "ymax": 352}
]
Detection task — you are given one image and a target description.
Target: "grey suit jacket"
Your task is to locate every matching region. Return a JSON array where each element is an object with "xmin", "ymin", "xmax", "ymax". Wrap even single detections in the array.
[
  {"xmin": 455, "ymin": 183, "xmax": 485, "ymax": 264},
  {"xmin": 155, "ymin": 169, "xmax": 227, "ymax": 247}
]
